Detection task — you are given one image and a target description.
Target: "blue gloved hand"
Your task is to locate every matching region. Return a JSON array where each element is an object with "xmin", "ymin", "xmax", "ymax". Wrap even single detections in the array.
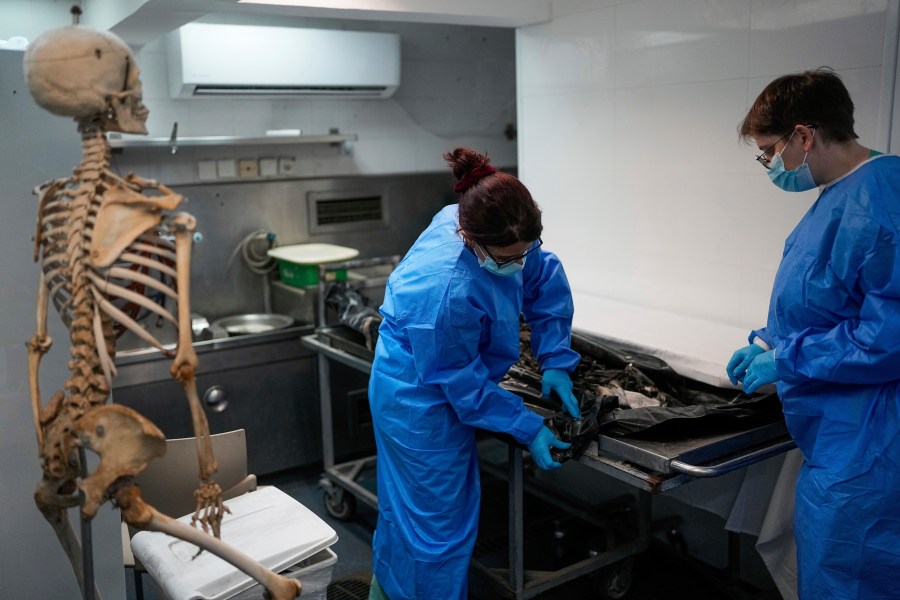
[
  {"xmin": 742, "ymin": 350, "xmax": 778, "ymax": 395},
  {"xmin": 541, "ymin": 368, "xmax": 581, "ymax": 418},
  {"xmin": 726, "ymin": 344, "xmax": 765, "ymax": 385},
  {"xmin": 527, "ymin": 425, "xmax": 571, "ymax": 470}
]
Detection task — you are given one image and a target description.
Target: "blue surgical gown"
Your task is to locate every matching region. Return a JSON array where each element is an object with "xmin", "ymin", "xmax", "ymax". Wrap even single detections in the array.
[
  {"xmin": 368, "ymin": 205, "xmax": 580, "ymax": 600},
  {"xmin": 751, "ymin": 155, "xmax": 900, "ymax": 599}
]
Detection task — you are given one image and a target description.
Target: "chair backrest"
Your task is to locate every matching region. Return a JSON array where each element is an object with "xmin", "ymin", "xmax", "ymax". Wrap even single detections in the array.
[{"xmin": 134, "ymin": 429, "xmax": 256, "ymax": 519}]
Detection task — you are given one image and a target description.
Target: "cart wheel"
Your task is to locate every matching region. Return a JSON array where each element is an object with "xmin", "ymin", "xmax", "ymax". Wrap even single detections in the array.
[
  {"xmin": 323, "ymin": 488, "xmax": 357, "ymax": 521},
  {"xmin": 595, "ymin": 557, "xmax": 634, "ymax": 599},
  {"xmin": 666, "ymin": 528, "xmax": 688, "ymax": 555}
]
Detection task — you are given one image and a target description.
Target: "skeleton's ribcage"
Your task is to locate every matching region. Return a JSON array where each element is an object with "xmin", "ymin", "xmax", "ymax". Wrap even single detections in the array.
[{"xmin": 38, "ymin": 200, "xmax": 179, "ymax": 342}]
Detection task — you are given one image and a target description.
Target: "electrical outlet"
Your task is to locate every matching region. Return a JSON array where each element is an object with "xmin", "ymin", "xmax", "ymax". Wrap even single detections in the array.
[
  {"xmin": 259, "ymin": 157, "xmax": 278, "ymax": 177},
  {"xmin": 216, "ymin": 159, "xmax": 237, "ymax": 178},
  {"xmin": 239, "ymin": 159, "xmax": 259, "ymax": 178},
  {"xmin": 198, "ymin": 160, "xmax": 217, "ymax": 180},
  {"xmin": 278, "ymin": 156, "xmax": 296, "ymax": 176}
]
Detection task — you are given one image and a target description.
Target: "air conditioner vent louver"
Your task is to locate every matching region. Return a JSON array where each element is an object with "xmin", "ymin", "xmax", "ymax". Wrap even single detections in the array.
[{"xmin": 192, "ymin": 85, "xmax": 389, "ymax": 97}]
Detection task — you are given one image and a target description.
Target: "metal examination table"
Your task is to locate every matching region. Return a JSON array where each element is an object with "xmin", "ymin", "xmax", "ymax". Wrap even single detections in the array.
[{"xmin": 302, "ymin": 326, "xmax": 796, "ymax": 600}]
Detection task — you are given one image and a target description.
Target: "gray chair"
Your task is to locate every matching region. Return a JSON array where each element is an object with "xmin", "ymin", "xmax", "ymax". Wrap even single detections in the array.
[{"xmin": 122, "ymin": 429, "xmax": 257, "ymax": 600}]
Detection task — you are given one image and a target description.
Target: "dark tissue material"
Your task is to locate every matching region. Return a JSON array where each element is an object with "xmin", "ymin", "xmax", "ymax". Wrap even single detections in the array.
[{"xmin": 545, "ymin": 391, "xmax": 614, "ymax": 462}]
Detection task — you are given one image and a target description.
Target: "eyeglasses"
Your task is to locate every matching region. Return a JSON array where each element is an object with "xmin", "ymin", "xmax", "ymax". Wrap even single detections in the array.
[
  {"xmin": 754, "ymin": 131, "xmax": 792, "ymax": 170},
  {"xmin": 754, "ymin": 125, "xmax": 815, "ymax": 169},
  {"xmin": 477, "ymin": 238, "xmax": 543, "ymax": 268}
]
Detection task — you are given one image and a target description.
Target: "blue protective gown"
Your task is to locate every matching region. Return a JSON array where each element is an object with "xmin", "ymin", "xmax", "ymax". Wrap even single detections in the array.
[
  {"xmin": 368, "ymin": 205, "xmax": 580, "ymax": 600},
  {"xmin": 751, "ymin": 155, "xmax": 900, "ymax": 599}
]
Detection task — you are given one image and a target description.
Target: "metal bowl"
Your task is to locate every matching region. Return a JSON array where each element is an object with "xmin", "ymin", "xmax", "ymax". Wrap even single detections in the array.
[{"xmin": 210, "ymin": 313, "xmax": 295, "ymax": 336}]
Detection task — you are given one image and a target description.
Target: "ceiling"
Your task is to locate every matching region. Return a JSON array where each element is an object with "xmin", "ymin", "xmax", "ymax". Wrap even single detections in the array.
[{"xmin": 84, "ymin": 0, "xmax": 552, "ymax": 47}]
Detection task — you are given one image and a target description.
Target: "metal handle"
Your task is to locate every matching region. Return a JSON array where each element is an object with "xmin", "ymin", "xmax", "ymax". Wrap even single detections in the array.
[
  {"xmin": 202, "ymin": 385, "xmax": 229, "ymax": 412},
  {"xmin": 669, "ymin": 438, "xmax": 796, "ymax": 477}
]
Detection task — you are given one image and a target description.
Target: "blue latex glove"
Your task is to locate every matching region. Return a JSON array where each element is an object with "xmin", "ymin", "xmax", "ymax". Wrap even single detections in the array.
[
  {"xmin": 527, "ymin": 425, "xmax": 571, "ymax": 470},
  {"xmin": 726, "ymin": 344, "xmax": 765, "ymax": 385},
  {"xmin": 541, "ymin": 368, "xmax": 580, "ymax": 418},
  {"xmin": 742, "ymin": 350, "xmax": 778, "ymax": 395}
]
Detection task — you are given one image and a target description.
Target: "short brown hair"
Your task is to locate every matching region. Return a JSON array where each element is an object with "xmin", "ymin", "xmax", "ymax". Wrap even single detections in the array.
[{"xmin": 739, "ymin": 67, "xmax": 857, "ymax": 143}]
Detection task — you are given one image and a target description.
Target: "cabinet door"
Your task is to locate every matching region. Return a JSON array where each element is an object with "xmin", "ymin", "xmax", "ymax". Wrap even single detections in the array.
[
  {"xmin": 328, "ymin": 360, "xmax": 376, "ymax": 462},
  {"xmin": 112, "ymin": 333, "xmax": 322, "ymax": 475}
]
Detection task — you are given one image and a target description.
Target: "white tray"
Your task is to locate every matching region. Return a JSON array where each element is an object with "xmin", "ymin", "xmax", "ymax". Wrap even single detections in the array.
[
  {"xmin": 267, "ymin": 243, "xmax": 359, "ymax": 265},
  {"xmin": 131, "ymin": 486, "xmax": 338, "ymax": 600}
]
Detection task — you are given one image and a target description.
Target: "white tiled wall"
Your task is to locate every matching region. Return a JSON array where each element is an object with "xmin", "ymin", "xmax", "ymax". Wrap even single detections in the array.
[{"xmin": 519, "ymin": 0, "xmax": 892, "ymax": 359}]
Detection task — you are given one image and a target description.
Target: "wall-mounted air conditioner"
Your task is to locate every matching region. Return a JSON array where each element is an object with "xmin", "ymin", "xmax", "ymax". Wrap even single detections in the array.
[{"xmin": 167, "ymin": 23, "xmax": 400, "ymax": 99}]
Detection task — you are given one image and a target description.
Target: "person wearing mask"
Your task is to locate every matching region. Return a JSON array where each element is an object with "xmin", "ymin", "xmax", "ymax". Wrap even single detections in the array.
[
  {"xmin": 367, "ymin": 147, "xmax": 581, "ymax": 600},
  {"xmin": 726, "ymin": 68, "xmax": 900, "ymax": 599}
]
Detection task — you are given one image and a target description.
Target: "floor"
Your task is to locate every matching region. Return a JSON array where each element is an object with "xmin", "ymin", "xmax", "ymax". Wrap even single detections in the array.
[{"xmin": 126, "ymin": 467, "xmax": 783, "ymax": 600}]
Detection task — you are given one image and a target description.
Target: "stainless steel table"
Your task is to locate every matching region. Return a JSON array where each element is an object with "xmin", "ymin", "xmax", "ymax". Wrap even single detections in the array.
[{"xmin": 303, "ymin": 329, "xmax": 796, "ymax": 600}]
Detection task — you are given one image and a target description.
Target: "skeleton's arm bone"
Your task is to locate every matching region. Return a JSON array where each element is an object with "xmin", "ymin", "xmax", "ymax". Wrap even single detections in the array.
[{"xmin": 27, "ymin": 269, "xmax": 52, "ymax": 448}]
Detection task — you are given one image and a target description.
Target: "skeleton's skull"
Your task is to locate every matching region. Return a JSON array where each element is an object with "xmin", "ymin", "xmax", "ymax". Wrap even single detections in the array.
[{"xmin": 23, "ymin": 25, "xmax": 149, "ymax": 134}]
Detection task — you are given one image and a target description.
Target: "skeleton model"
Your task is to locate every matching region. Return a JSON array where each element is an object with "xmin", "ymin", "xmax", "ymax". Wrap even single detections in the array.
[{"xmin": 23, "ymin": 21, "xmax": 301, "ymax": 600}]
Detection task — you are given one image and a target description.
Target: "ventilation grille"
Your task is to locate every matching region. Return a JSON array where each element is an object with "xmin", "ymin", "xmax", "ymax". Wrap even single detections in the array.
[
  {"xmin": 309, "ymin": 191, "xmax": 388, "ymax": 233},
  {"xmin": 317, "ymin": 197, "xmax": 383, "ymax": 226}
]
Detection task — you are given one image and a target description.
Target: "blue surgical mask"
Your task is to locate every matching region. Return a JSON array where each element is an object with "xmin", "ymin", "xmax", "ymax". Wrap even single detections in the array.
[
  {"xmin": 767, "ymin": 131, "xmax": 817, "ymax": 192},
  {"xmin": 473, "ymin": 243, "xmax": 525, "ymax": 277},
  {"xmin": 480, "ymin": 255, "xmax": 525, "ymax": 276}
]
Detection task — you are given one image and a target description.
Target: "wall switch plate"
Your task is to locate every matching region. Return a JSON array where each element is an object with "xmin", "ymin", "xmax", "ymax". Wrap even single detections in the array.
[
  {"xmin": 278, "ymin": 156, "xmax": 296, "ymax": 175},
  {"xmin": 239, "ymin": 159, "xmax": 259, "ymax": 178},
  {"xmin": 198, "ymin": 160, "xmax": 217, "ymax": 180},
  {"xmin": 259, "ymin": 157, "xmax": 278, "ymax": 177},
  {"xmin": 216, "ymin": 159, "xmax": 237, "ymax": 178}
]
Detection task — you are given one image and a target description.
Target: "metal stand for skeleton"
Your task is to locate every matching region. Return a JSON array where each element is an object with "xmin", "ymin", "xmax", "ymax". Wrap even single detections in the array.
[{"xmin": 78, "ymin": 447, "xmax": 95, "ymax": 600}]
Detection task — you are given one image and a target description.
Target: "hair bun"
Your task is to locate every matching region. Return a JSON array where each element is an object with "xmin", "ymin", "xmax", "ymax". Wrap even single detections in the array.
[
  {"xmin": 444, "ymin": 147, "xmax": 492, "ymax": 180},
  {"xmin": 444, "ymin": 147, "xmax": 497, "ymax": 193}
]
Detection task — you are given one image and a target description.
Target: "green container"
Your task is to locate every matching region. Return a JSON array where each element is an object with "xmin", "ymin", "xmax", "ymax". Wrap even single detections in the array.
[
  {"xmin": 267, "ymin": 243, "xmax": 360, "ymax": 288},
  {"xmin": 276, "ymin": 261, "xmax": 347, "ymax": 288}
]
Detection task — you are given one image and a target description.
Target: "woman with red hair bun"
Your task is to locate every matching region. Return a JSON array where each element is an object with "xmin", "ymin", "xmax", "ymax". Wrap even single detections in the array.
[{"xmin": 367, "ymin": 147, "xmax": 581, "ymax": 600}]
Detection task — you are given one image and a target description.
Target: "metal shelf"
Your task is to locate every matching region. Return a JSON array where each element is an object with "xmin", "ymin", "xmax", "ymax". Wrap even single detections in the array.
[{"xmin": 108, "ymin": 132, "xmax": 358, "ymax": 150}]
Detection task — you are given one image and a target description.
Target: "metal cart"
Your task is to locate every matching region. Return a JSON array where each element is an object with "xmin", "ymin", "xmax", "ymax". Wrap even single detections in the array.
[
  {"xmin": 301, "ymin": 255, "xmax": 399, "ymax": 521},
  {"xmin": 304, "ymin": 310, "xmax": 796, "ymax": 599}
]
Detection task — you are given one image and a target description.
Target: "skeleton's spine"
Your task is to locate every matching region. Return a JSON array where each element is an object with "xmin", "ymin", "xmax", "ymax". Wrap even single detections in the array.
[{"xmin": 59, "ymin": 130, "xmax": 112, "ymax": 414}]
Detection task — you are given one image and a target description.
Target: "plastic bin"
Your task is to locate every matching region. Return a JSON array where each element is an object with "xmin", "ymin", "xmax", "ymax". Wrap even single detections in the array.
[
  {"xmin": 131, "ymin": 486, "xmax": 338, "ymax": 600},
  {"xmin": 267, "ymin": 243, "xmax": 359, "ymax": 288},
  {"xmin": 231, "ymin": 547, "xmax": 337, "ymax": 600}
]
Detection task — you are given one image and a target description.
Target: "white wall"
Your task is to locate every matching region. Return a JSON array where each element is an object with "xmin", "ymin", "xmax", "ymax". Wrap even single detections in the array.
[
  {"xmin": 0, "ymin": 0, "xmax": 72, "ymax": 44},
  {"xmin": 122, "ymin": 13, "xmax": 517, "ymax": 182},
  {"xmin": 517, "ymin": 0, "xmax": 892, "ymax": 383},
  {"xmin": 0, "ymin": 4, "xmax": 519, "ymax": 183}
]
